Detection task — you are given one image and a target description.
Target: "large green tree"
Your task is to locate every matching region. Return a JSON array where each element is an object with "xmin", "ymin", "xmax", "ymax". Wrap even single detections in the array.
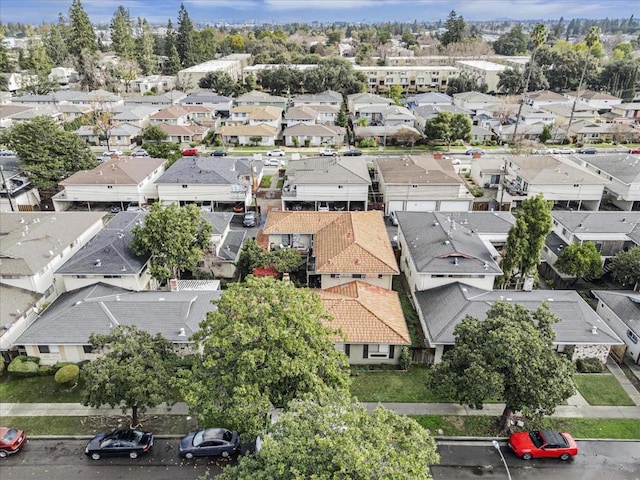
[
  {"xmin": 446, "ymin": 73, "xmax": 487, "ymax": 95},
  {"xmin": 110, "ymin": 5, "xmax": 136, "ymax": 61},
  {"xmin": 424, "ymin": 111, "xmax": 471, "ymax": 149},
  {"xmin": 136, "ymin": 18, "xmax": 157, "ymax": 75},
  {"xmin": 67, "ymin": 0, "xmax": 97, "ymax": 59},
  {"xmin": 219, "ymin": 391, "xmax": 440, "ymax": 480},
  {"xmin": 131, "ymin": 203, "xmax": 213, "ymax": 282},
  {"xmin": 500, "ymin": 194, "xmax": 553, "ymax": 289},
  {"xmin": 179, "ymin": 276, "xmax": 351, "ymax": 437},
  {"xmin": 493, "ymin": 25, "xmax": 527, "ymax": 56},
  {"xmin": 43, "ymin": 17, "xmax": 71, "ymax": 67},
  {"xmin": 428, "ymin": 301, "xmax": 575, "ymax": 433},
  {"xmin": 554, "ymin": 242, "xmax": 602, "ymax": 284},
  {"xmin": 439, "ymin": 10, "xmax": 466, "ymax": 47},
  {"xmin": 597, "ymin": 59, "xmax": 639, "ymax": 102},
  {"xmin": 235, "ymin": 238, "xmax": 305, "ymax": 280},
  {"xmin": 198, "ymin": 71, "xmax": 238, "ymax": 97},
  {"xmin": 82, "ymin": 325, "xmax": 177, "ymax": 426},
  {"xmin": 176, "ymin": 3, "xmax": 197, "ymax": 68},
  {"xmin": 0, "ymin": 116, "xmax": 97, "ymax": 188},
  {"xmin": 609, "ymin": 246, "xmax": 640, "ymax": 291}
]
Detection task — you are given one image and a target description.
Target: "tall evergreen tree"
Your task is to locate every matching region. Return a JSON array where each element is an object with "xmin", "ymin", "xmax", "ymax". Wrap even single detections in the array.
[
  {"xmin": 440, "ymin": 10, "xmax": 466, "ymax": 47},
  {"xmin": 136, "ymin": 18, "xmax": 157, "ymax": 75},
  {"xmin": 43, "ymin": 18, "xmax": 70, "ymax": 67},
  {"xmin": 67, "ymin": 0, "xmax": 97, "ymax": 59},
  {"xmin": 166, "ymin": 44, "xmax": 182, "ymax": 76},
  {"xmin": 176, "ymin": 3, "xmax": 197, "ymax": 68},
  {"xmin": 110, "ymin": 5, "xmax": 136, "ymax": 60}
]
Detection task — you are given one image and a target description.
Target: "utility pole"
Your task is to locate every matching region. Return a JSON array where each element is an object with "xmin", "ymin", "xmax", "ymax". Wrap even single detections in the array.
[{"xmin": 0, "ymin": 165, "xmax": 17, "ymax": 212}]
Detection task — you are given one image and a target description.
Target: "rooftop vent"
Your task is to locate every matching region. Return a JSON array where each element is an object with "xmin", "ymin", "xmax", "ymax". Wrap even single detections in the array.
[
  {"xmin": 178, "ymin": 328, "xmax": 186, "ymax": 337},
  {"xmin": 94, "ymin": 259, "xmax": 102, "ymax": 267},
  {"xmin": 444, "ymin": 240, "xmax": 450, "ymax": 245},
  {"xmin": 591, "ymin": 325, "xmax": 598, "ymax": 335}
]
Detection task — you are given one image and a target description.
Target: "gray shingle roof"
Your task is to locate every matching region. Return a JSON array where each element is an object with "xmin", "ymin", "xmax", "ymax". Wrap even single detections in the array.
[
  {"xmin": 569, "ymin": 153, "xmax": 640, "ymax": 185},
  {"xmin": 552, "ymin": 211, "xmax": 640, "ymax": 235},
  {"xmin": 15, "ymin": 283, "xmax": 221, "ymax": 345},
  {"xmin": 396, "ymin": 211, "xmax": 503, "ymax": 275},
  {"xmin": 415, "ymin": 283, "xmax": 623, "ymax": 346},
  {"xmin": 0, "ymin": 212, "xmax": 106, "ymax": 276},
  {"xmin": 592, "ymin": 291, "xmax": 640, "ymax": 334},
  {"xmin": 286, "ymin": 156, "xmax": 371, "ymax": 186},
  {"xmin": 155, "ymin": 157, "xmax": 254, "ymax": 185},
  {"xmin": 55, "ymin": 212, "xmax": 150, "ymax": 276}
]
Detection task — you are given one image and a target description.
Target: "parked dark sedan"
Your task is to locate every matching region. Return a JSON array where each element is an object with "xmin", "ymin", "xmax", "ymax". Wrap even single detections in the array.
[
  {"xmin": 85, "ymin": 429, "xmax": 154, "ymax": 460},
  {"xmin": 342, "ymin": 148, "xmax": 363, "ymax": 156},
  {"xmin": 578, "ymin": 147, "xmax": 598, "ymax": 154},
  {"xmin": 211, "ymin": 150, "xmax": 228, "ymax": 157},
  {"xmin": 179, "ymin": 428, "xmax": 240, "ymax": 459}
]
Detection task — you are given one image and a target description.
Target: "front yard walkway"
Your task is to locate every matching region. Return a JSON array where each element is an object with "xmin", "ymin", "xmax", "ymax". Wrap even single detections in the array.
[{"xmin": 607, "ymin": 358, "xmax": 640, "ymax": 405}]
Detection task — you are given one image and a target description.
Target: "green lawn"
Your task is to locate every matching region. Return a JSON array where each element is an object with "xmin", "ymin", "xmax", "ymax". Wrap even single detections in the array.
[
  {"xmin": 349, "ymin": 366, "xmax": 453, "ymax": 403},
  {"xmin": 0, "ymin": 375, "xmax": 85, "ymax": 403},
  {"xmin": 0, "ymin": 415, "xmax": 199, "ymax": 436},
  {"xmin": 573, "ymin": 373, "xmax": 635, "ymax": 406},
  {"xmin": 259, "ymin": 175, "xmax": 272, "ymax": 188},
  {"xmin": 411, "ymin": 415, "xmax": 640, "ymax": 439}
]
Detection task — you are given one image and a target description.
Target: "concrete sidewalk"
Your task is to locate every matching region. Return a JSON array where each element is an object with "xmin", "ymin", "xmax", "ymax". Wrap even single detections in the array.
[{"xmin": 2, "ymin": 401, "xmax": 640, "ymax": 419}]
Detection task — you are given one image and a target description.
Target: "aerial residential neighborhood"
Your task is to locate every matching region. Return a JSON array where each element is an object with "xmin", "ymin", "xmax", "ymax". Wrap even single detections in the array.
[{"xmin": 0, "ymin": 1, "xmax": 639, "ymax": 478}]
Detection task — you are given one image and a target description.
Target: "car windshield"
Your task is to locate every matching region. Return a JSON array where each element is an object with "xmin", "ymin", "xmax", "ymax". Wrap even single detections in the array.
[
  {"xmin": 2, "ymin": 429, "xmax": 18, "ymax": 442},
  {"xmin": 192, "ymin": 431, "xmax": 206, "ymax": 447},
  {"xmin": 528, "ymin": 431, "xmax": 543, "ymax": 447}
]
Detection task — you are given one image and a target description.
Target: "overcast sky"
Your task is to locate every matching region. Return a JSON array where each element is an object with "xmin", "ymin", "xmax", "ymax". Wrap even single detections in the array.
[{"xmin": 1, "ymin": 0, "xmax": 637, "ymax": 25}]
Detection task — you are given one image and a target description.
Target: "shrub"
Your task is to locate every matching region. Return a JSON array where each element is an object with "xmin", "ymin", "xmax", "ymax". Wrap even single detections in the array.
[
  {"xmin": 0, "ymin": 360, "xmax": 5, "ymax": 375},
  {"xmin": 399, "ymin": 346, "xmax": 411, "ymax": 371},
  {"xmin": 576, "ymin": 357, "xmax": 605, "ymax": 373},
  {"xmin": 7, "ymin": 357, "xmax": 39, "ymax": 375},
  {"xmin": 358, "ymin": 138, "xmax": 376, "ymax": 148},
  {"xmin": 55, "ymin": 364, "xmax": 80, "ymax": 385},
  {"xmin": 23, "ymin": 355, "xmax": 41, "ymax": 364}
]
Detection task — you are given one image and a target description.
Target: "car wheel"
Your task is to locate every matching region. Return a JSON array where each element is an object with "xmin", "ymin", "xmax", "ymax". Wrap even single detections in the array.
[
  {"xmin": 522, "ymin": 452, "xmax": 533, "ymax": 460},
  {"xmin": 0, "ymin": 451, "xmax": 7, "ymax": 458},
  {"xmin": 222, "ymin": 451, "xmax": 230, "ymax": 458},
  {"xmin": 129, "ymin": 452, "xmax": 138, "ymax": 459},
  {"xmin": 185, "ymin": 452, "xmax": 194, "ymax": 459},
  {"xmin": 91, "ymin": 453, "xmax": 100, "ymax": 460},
  {"xmin": 560, "ymin": 453, "xmax": 571, "ymax": 461}
]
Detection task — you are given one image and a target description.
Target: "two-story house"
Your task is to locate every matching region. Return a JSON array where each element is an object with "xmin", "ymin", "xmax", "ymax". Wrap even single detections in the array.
[
  {"xmin": 543, "ymin": 211, "xmax": 640, "ymax": 266},
  {"xmin": 0, "ymin": 212, "xmax": 106, "ymax": 356},
  {"xmin": 568, "ymin": 152, "xmax": 640, "ymax": 211},
  {"xmin": 496, "ymin": 155, "xmax": 608, "ymax": 211},
  {"xmin": 262, "ymin": 211, "xmax": 399, "ymax": 290},
  {"xmin": 375, "ymin": 155, "xmax": 474, "ymax": 215},
  {"xmin": 281, "ymin": 156, "xmax": 370, "ymax": 212},
  {"xmin": 593, "ymin": 291, "xmax": 640, "ymax": 364},
  {"xmin": 155, "ymin": 156, "xmax": 258, "ymax": 211},
  {"xmin": 53, "ymin": 156, "xmax": 168, "ymax": 211}
]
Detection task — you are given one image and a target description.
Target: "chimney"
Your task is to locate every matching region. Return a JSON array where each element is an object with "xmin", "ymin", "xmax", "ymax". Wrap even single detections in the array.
[
  {"xmin": 169, "ymin": 278, "xmax": 179, "ymax": 292},
  {"xmin": 591, "ymin": 325, "xmax": 598, "ymax": 335}
]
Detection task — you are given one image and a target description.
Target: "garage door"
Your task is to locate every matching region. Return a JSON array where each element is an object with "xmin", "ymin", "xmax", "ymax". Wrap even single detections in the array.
[
  {"xmin": 387, "ymin": 201, "xmax": 404, "ymax": 215},
  {"xmin": 406, "ymin": 201, "xmax": 437, "ymax": 211},
  {"xmin": 439, "ymin": 201, "xmax": 470, "ymax": 212}
]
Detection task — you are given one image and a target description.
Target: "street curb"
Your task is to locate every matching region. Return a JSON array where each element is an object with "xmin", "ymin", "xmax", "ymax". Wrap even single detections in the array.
[{"xmin": 29, "ymin": 435, "xmax": 185, "ymax": 440}]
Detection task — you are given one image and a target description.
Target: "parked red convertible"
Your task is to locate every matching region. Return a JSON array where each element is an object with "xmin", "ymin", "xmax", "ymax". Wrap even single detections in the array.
[{"xmin": 509, "ymin": 430, "xmax": 578, "ymax": 460}]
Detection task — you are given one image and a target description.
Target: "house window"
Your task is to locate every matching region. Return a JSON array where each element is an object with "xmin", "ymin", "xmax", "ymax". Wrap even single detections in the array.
[
  {"xmin": 38, "ymin": 345, "xmax": 59, "ymax": 354},
  {"xmin": 330, "ymin": 274, "xmax": 341, "ymax": 278},
  {"xmin": 365, "ymin": 344, "xmax": 395, "ymax": 359},
  {"xmin": 628, "ymin": 329, "xmax": 638, "ymax": 344},
  {"xmin": 44, "ymin": 285, "xmax": 55, "ymax": 298},
  {"xmin": 352, "ymin": 274, "xmax": 364, "ymax": 278},
  {"xmin": 83, "ymin": 345, "xmax": 94, "ymax": 354}
]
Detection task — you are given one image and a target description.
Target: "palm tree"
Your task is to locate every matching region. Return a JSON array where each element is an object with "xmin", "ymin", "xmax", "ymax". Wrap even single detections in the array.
[
  {"xmin": 567, "ymin": 27, "xmax": 601, "ymax": 139},
  {"xmin": 512, "ymin": 23, "xmax": 548, "ymax": 142}
]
